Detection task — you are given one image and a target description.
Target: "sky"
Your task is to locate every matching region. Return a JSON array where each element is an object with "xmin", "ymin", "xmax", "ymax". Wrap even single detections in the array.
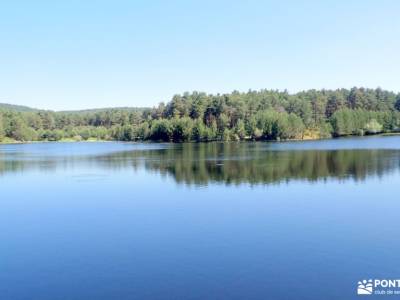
[{"xmin": 0, "ymin": 0, "xmax": 399, "ymax": 111}]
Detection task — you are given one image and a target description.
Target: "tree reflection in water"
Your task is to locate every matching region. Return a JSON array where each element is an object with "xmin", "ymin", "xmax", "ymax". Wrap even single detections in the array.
[{"xmin": 1, "ymin": 142, "xmax": 399, "ymax": 186}]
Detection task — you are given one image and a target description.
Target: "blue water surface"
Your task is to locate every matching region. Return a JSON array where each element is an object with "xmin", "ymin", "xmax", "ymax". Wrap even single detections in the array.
[{"xmin": 1, "ymin": 136, "xmax": 399, "ymax": 300}]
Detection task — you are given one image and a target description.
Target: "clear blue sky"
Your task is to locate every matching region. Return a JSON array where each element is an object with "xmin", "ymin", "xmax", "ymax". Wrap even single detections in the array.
[{"xmin": 0, "ymin": 0, "xmax": 399, "ymax": 110}]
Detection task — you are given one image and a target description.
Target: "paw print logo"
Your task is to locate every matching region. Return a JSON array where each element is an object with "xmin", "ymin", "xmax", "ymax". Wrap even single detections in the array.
[{"xmin": 358, "ymin": 279, "xmax": 373, "ymax": 295}]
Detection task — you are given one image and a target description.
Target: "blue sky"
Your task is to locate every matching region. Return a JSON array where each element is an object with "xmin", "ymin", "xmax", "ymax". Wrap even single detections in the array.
[{"xmin": 0, "ymin": 0, "xmax": 399, "ymax": 110}]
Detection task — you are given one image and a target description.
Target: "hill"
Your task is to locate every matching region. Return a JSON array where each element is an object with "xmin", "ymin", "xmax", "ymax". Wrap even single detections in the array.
[
  {"xmin": 0, "ymin": 103, "xmax": 150, "ymax": 114},
  {"xmin": 59, "ymin": 107, "xmax": 150, "ymax": 114},
  {"xmin": 0, "ymin": 103, "xmax": 40, "ymax": 112}
]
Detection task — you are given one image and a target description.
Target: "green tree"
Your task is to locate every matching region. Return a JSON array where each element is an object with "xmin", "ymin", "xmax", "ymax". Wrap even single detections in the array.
[
  {"xmin": 0, "ymin": 113, "xmax": 4, "ymax": 141},
  {"xmin": 364, "ymin": 119, "xmax": 383, "ymax": 134},
  {"xmin": 150, "ymin": 120, "xmax": 173, "ymax": 141}
]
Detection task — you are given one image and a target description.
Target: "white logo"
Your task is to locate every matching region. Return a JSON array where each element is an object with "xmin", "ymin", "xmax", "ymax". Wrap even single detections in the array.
[{"xmin": 358, "ymin": 279, "xmax": 373, "ymax": 295}]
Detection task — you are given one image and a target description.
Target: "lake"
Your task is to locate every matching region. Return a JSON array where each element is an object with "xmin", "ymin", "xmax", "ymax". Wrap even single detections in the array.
[{"xmin": 1, "ymin": 135, "xmax": 400, "ymax": 299}]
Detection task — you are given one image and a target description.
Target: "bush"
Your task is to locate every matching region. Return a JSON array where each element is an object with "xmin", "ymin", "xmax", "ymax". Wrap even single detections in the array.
[
  {"xmin": 150, "ymin": 120, "xmax": 173, "ymax": 141},
  {"xmin": 364, "ymin": 119, "xmax": 383, "ymax": 134}
]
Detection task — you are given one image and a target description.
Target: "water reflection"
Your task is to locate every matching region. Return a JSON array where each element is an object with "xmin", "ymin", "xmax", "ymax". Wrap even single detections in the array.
[
  {"xmin": 98, "ymin": 143, "xmax": 400, "ymax": 185},
  {"xmin": 1, "ymin": 142, "xmax": 400, "ymax": 185}
]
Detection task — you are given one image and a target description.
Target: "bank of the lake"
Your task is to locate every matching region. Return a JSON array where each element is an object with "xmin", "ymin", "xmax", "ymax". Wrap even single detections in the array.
[
  {"xmin": 1, "ymin": 131, "xmax": 400, "ymax": 145},
  {"xmin": 1, "ymin": 88, "xmax": 400, "ymax": 145}
]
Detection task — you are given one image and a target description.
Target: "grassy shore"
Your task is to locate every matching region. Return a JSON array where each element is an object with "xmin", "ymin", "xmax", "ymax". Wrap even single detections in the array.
[
  {"xmin": 0, "ymin": 137, "xmax": 105, "ymax": 144},
  {"xmin": 1, "ymin": 132, "xmax": 400, "ymax": 145}
]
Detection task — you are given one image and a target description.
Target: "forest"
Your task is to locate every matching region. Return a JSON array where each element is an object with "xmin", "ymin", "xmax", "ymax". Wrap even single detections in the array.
[{"xmin": 1, "ymin": 87, "xmax": 400, "ymax": 143}]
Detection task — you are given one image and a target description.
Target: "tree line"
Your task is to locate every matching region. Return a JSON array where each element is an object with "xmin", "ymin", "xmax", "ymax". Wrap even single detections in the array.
[{"xmin": 1, "ymin": 87, "xmax": 400, "ymax": 142}]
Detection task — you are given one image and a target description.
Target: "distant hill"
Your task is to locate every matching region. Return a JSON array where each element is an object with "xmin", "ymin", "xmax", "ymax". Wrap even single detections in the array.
[
  {"xmin": 0, "ymin": 103, "xmax": 150, "ymax": 114},
  {"xmin": 0, "ymin": 103, "xmax": 41, "ymax": 112},
  {"xmin": 59, "ymin": 107, "xmax": 150, "ymax": 114}
]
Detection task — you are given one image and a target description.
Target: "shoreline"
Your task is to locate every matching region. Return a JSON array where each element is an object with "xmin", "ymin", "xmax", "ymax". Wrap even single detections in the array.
[{"xmin": 1, "ymin": 132, "xmax": 399, "ymax": 145}]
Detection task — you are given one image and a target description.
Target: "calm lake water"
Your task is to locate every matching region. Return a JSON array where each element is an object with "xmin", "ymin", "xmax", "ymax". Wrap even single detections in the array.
[{"xmin": 1, "ymin": 136, "xmax": 400, "ymax": 300}]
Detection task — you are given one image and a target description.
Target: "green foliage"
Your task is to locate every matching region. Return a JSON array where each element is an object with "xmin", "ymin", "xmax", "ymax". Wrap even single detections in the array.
[
  {"xmin": 330, "ymin": 109, "xmax": 399, "ymax": 136},
  {"xmin": 0, "ymin": 114, "xmax": 4, "ymax": 141},
  {"xmin": 395, "ymin": 96, "xmax": 400, "ymax": 111},
  {"xmin": 287, "ymin": 114, "xmax": 306, "ymax": 139},
  {"xmin": 192, "ymin": 119, "xmax": 207, "ymax": 142},
  {"xmin": 234, "ymin": 119, "xmax": 246, "ymax": 140},
  {"xmin": 150, "ymin": 119, "xmax": 173, "ymax": 141},
  {"xmin": 251, "ymin": 110, "xmax": 305, "ymax": 140},
  {"xmin": 8, "ymin": 116, "xmax": 37, "ymax": 141},
  {"xmin": 364, "ymin": 119, "xmax": 383, "ymax": 134},
  {"xmin": 137, "ymin": 122, "xmax": 150, "ymax": 140},
  {"xmin": 171, "ymin": 118, "xmax": 193, "ymax": 142},
  {"xmin": 318, "ymin": 122, "xmax": 333, "ymax": 139},
  {"xmin": 1, "ymin": 87, "xmax": 400, "ymax": 143},
  {"xmin": 41, "ymin": 129, "xmax": 64, "ymax": 141}
]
